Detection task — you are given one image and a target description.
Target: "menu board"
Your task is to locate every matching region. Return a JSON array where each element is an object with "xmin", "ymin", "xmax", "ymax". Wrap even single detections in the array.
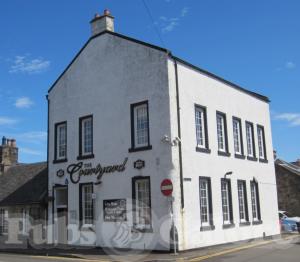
[{"xmin": 103, "ymin": 199, "xmax": 127, "ymax": 222}]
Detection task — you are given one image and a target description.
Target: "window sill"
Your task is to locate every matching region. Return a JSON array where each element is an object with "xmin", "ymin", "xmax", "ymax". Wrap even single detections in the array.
[
  {"xmin": 131, "ymin": 226, "xmax": 153, "ymax": 233},
  {"xmin": 259, "ymin": 158, "xmax": 268, "ymax": 163},
  {"xmin": 53, "ymin": 158, "xmax": 68, "ymax": 164},
  {"xmin": 200, "ymin": 225, "xmax": 215, "ymax": 231},
  {"xmin": 218, "ymin": 151, "xmax": 231, "ymax": 157},
  {"xmin": 252, "ymin": 220, "xmax": 263, "ymax": 225},
  {"xmin": 80, "ymin": 224, "xmax": 95, "ymax": 231},
  {"xmin": 239, "ymin": 221, "xmax": 251, "ymax": 227},
  {"xmin": 196, "ymin": 147, "xmax": 211, "ymax": 154},
  {"xmin": 234, "ymin": 154, "xmax": 246, "ymax": 160},
  {"xmin": 129, "ymin": 145, "xmax": 152, "ymax": 153},
  {"xmin": 223, "ymin": 223, "xmax": 235, "ymax": 229},
  {"xmin": 77, "ymin": 154, "xmax": 94, "ymax": 160},
  {"xmin": 247, "ymin": 156, "xmax": 257, "ymax": 162}
]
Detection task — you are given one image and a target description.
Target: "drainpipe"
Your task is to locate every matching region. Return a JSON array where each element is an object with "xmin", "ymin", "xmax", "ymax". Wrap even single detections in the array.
[{"xmin": 173, "ymin": 58, "xmax": 184, "ymax": 209}]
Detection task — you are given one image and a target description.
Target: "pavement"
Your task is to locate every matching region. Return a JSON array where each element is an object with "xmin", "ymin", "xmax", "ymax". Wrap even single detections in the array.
[{"xmin": 0, "ymin": 234, "xmax": 299, "ymax": 262}]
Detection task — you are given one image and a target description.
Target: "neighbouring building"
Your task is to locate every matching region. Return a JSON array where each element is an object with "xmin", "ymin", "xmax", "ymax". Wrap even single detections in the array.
[
  {"xmin": 47, "ymin": 10, "xmax": 280, "ymax": 251},
  {"xmin": 0, "ymin": 138, "xmax": 48, "ymax": 248},
  {"xmin": 275, "ymin": 158, "xmax": 300, "ymax": 216}
]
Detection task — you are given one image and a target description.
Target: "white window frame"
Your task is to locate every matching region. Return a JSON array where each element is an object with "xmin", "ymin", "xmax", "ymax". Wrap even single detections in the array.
[
  {"xmin": 195, "ymin": 106, "xmax": 207, "ymax": 148},
  {"xmin": 199, "ymin": 178, "xmax": 211, "ymax": 227},
  {"xmin": 251, "ymin": 182, "xmax": 259, "ymax": 221},
  {"xmin": 81, "ymin": 184, "xmax": 94, "ymax": 226},
  {"xmin": 134, "ymin": 178, "xmax": 151, "ymax": 229},
  {"xmin": 246, "ymin": 122, "xmax": 254, "ymax": 157},
  {"xmin": 233, "ymin": 118, "xmax": 242, "ymax": 155},
  {"xmin": 238, "ymin": 181, "xmax": 247, "ymax": 223},
  {"xmin": 216, "ymin": 113, "xmax": 227, "ymax": 152},
  {"xmin": 257, "ymin": 126, "xmax": 266, "ymax": 160},
  {"xmin": 21, "ymin": 208, "xmax": 27, "ymax": 235},
  {"xmin": 56, "ymin": 122, "xmax": 67, "ymax": 160},
  {"xmin": 134, "ymin": 103, "xmax": 149, "ymax": 148},
  {"xmin": 0, "ymin": 209, "xmax": 8, "ymax": 235},
  {"xmin": 80, "ymin": 116, "xmax": 93, "ymax": 156},
  {"xmin": 221, "ymin": 180, "xmax": 231, "ymax": 224}
]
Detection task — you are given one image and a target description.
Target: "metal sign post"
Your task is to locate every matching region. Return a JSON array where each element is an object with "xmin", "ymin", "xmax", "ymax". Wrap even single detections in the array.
[
  {"xmin": 161, "ymin": 179, "xmax": 176, "ymax": 255},
  {"xmin": 169, "ymin": 196, "xmax": 177, "ymax": 255}
]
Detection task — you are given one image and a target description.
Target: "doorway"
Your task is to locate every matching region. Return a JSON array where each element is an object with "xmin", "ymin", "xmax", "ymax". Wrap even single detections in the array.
[{"xmin": 54, "ymin": 186, "xmax": 68, "ymax": 245}]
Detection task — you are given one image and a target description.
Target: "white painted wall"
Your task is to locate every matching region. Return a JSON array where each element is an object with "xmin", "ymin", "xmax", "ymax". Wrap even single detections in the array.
[
  {"xmin": 168, "ymin": 59, "xmax": 280, "ymax": 250},
  {"xmin": 48, "ymin": 33, "xmax": 175, "ymax": 250},
  {"xmin": 48, "ymin": 31, "xmax": 279, "ymax": 251}
]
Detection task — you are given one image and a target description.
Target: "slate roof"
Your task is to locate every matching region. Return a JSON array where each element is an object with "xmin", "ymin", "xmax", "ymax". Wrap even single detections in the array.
[
  {"xmin": 48, "ymin": 30, "xmax": 270, "ymax": 103},
  {"xmin": 275, "ymin": 159, "xmax": 300, "ymax": 176},
  {"xmin": 0, "ymin": 162, "xmax": 47, "ymax": 206}
]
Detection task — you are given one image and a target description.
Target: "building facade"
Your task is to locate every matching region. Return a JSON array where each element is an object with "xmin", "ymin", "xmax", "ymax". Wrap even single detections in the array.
[
  {"xmin": 275, "ymin": 158, "xmax": 300, "ymax": 216},
  {"xmin": 47, "ymin": 10, "xmax": 280, "ymax": 251},
  {"xmin": 0, "ymin": 139, "xmax": 48, "ymax": 248}
]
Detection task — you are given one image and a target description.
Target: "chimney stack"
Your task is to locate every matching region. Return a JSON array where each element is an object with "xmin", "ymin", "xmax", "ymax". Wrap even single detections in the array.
[
  {"xmin": 90, "ymin": 9, "xmax": 114, "ymax": 36},
  {"xmin": 0, "ymin": 137, "xmax": 18, "ymax": 175}
]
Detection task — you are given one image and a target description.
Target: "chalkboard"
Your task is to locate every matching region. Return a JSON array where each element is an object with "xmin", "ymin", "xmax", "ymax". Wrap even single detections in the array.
[{"xmin": 103, "ymin": 199, "xmax": 127, "ymax": 222}]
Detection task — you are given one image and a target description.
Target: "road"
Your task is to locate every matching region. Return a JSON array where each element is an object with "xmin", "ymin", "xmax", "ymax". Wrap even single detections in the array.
[{"xmin": 0, "ymin": 236, "xmax": 298, "ymax": 261}]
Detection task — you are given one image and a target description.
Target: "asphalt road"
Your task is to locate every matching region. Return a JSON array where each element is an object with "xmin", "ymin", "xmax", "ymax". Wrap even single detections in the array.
[{"xmin": 0, "ymin": 236, "xmax": 298, "ymax": 261}]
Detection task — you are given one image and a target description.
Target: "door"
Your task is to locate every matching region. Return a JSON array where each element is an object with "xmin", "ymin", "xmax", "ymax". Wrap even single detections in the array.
[{"xmin": 57, "ymin": 208, "xmax": 68, "ymax": 245}]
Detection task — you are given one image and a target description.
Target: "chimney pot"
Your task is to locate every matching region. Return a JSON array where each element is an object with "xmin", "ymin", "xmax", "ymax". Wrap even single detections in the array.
[
  {"xmin": 11, "ymin": 139, "xmax": 16, "ymax": 148},
  {"xmin": 2, "ymin": 136, "xmax": 6, "ymax": 146},
  {"xmin": 90, "ymin": 9, "xmax": 114, "ymax": 36}
]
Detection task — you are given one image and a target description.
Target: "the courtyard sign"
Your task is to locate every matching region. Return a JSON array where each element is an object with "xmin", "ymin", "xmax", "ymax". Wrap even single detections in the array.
[{"xmin": 66, "ymin": 158, "xmax": 128, "ymax": 184}]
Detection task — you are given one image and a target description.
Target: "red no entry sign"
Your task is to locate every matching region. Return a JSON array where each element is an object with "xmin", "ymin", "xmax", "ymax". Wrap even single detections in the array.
[{"xmin": 161, "ymin": 179, "xmax": 173, "ymax": 196}]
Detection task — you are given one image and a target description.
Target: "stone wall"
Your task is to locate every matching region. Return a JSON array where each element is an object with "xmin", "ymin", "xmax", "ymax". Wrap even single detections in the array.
[{"xmin": 275, "ymin": 164, "xmax": 300, "ymax": 216}]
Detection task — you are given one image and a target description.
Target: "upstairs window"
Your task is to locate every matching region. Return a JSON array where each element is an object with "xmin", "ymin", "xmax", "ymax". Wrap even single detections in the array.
[
  {"xmin": 221, "ymin": 179, "xmax": 233, "ymax": 225},
  {"xmin": 245, "ymin": 121, "xmax": 256, "ymax": 159},
  {"xmin": 216, "ymin": 112, "xmax": 229, "ymax": 155},
  {"xmin": 232, "ymin": 117, "xmax": 244, "ymax": 156},
  {"xmin": 132, "ymin": 177, "xmax": 152, "ymax": 230},
  {"xmin": 80, "ymin": 184, "xmax": 94, "ymax": 226},
  {"xmin": 129, "ymin": 101, "xmax": 152, "ymax": 152},
  {"xmin": 78, "ymin": 115, "xmax": 93, "ymax": 159},
  {"xmin": 195, "ymin": 105, "xmax": 209, "ymax": 152},
  {"xmin": 0, "ymin": 209, "xmax": 8, "ymax": 235},
  {"xmin": 54, "ymin": 122, "xmax": 67, "ymax": 162},
  {"xmin": 257, "ymin": 125, "xmax": 267, "ymax": 161}
]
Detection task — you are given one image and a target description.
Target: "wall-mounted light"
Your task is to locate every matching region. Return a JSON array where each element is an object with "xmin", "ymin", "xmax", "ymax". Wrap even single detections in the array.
[{"xmin": 224, "ymin": 171, "xmax": 233, "ymax": 179}]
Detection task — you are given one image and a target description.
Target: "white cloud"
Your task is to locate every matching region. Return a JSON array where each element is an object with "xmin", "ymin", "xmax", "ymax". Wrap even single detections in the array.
[
  {"xmin": 273, "ymin": 113, "xmax": 300, "ymax": 126},
  {"xmin": 19, "ymin": 147, "xmax": 43, "ymax": 156},
  {"xmin": 9, "ymin": 55, "xmax": 50, "ymax": 74},
  {"xmin": 0, "ymin": 117, "xmax": 18, "ymax": 126},
  {"xmin": 285, "ymin": 61, "xmax": 296, "ymax": 69},
  {"xmin": 181, "ymin": 7, "xmax": 189, "ymax": 17},
  {"xmin": 15, "ymin": 97, "xmax": 34, "ymax": 109},
  {"xmin": 158, "ymin": 7, "xmax": 189, "ymax": 33}
]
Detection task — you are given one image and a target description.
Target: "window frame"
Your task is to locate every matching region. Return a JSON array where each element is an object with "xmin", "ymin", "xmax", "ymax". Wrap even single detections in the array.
[
  {"xmin": 257, "ymin": 125, "xmax": 268, "ymax": 163},
  {"xmin": 195, "ymin": 104, "xmax": 210, "ymax": 153},
  {"xmin": 216, "ymin": 111, "xmax": 230, "ymax": 157},
  {"xmin": 199, "ymin": 176, "xmax": 215, "ymax": 231},
  {"xmin": 79, "ymin": 183, "xmax": 94, "ymax": 227},
  {"xmin": 132, "ymin": 176, "xmax": 152, "ymax": 232},
  {"xmin": 78, "ymin": 115, "xmax": 94, "ymax": 160},
  {"xmin": 221, "ymin": 178, "xmax": 234, "ymax": 227},
  {"xmin": 237, "ymin": 180, "xmax": 250, "ymax": 225},
  {"xmin": 245, "ymin": 121, "xmax": 257, "ymax": 161},
  {"xmin": 250, "ymin": 180, "xmax": 262, "ymax": 224},
  {"xmin": 53, "ymin": 121, "xmax": 67, "ymax": 163},
  {"xmin": 0, "ymin": 208, "xmax": 8, "ymax": 235},
  {"xmin": 232, "ymin": 117, "xmax": 245, "ymax": 159},
  {"xmin": 129, "ymin": 101, "xmax": 152, "ymax": 153}
]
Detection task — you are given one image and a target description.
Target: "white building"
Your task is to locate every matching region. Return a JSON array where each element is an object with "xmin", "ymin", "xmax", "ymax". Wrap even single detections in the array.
[{"xmin": 47, "ymin": 10, "xmax": 280, "ymax": 251}]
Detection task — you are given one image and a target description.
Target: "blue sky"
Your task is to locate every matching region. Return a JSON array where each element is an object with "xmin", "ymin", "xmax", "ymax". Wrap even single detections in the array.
[{"xmin": 0, "ymin": 0, "xmax": 299, "ymax": 163}]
